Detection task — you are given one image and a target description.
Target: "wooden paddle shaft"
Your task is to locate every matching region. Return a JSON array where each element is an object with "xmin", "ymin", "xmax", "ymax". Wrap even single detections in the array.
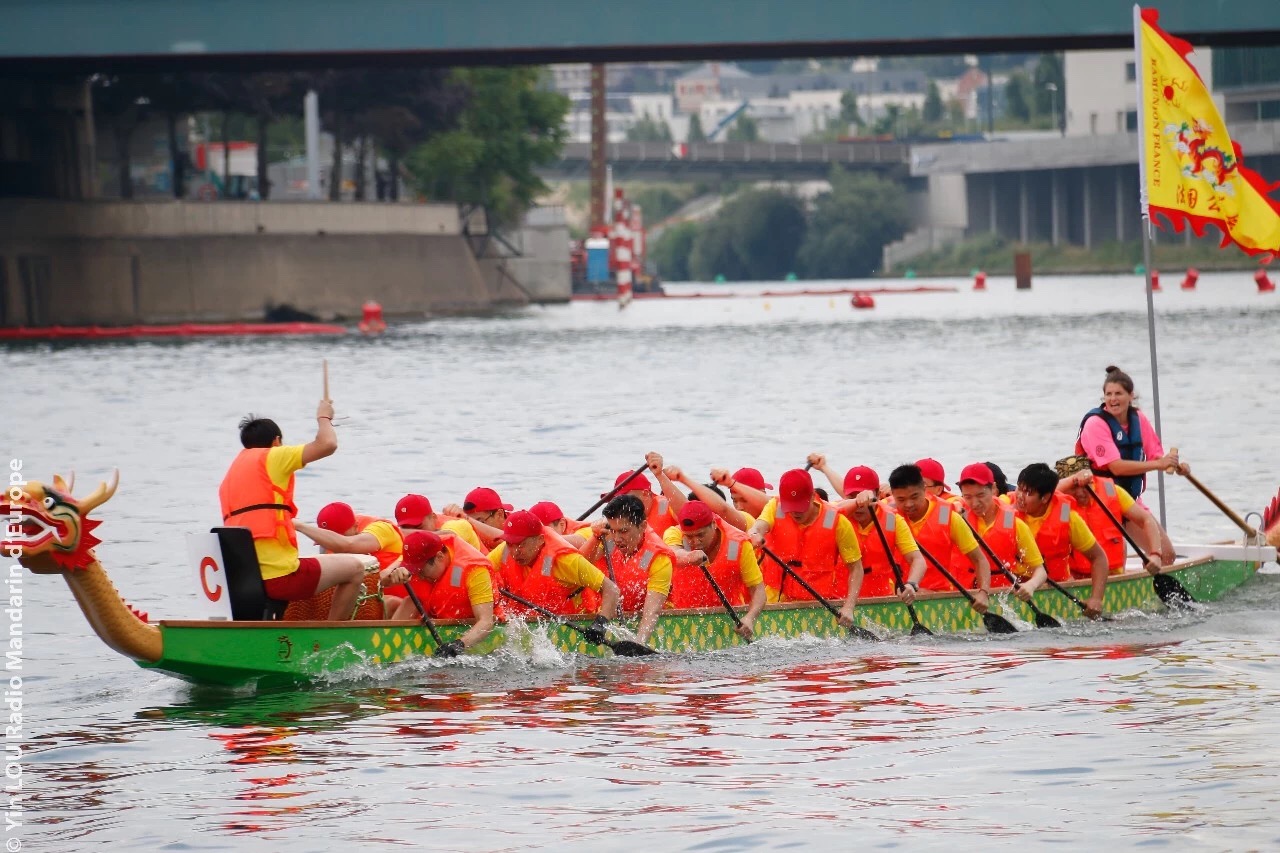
[
  {"xmin": 1183, "ymin": 471, "xmax": 1259, "ymax": 538},
  {"xmin": 576, "ymin": 462, "xmax": 648, "ymax": 522},
  {"xmin": 322, "ymin": 359, "xmax": 330, "ymax": 402}
]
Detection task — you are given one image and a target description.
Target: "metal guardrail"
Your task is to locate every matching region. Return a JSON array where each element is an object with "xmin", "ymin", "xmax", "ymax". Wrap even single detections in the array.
[{"xmin": 557, "ymin": 140, "xmax": 908, "ymax": 166}]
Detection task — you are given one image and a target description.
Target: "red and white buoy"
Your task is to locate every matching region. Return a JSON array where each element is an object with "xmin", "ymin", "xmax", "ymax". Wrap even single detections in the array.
[
  {"xmin": 973, "ymin": 271, "xmax": 987, "ymax": 291},
  {"xmin": 358, "ymin": 300, "xmax": 386, "ymax": 335},
  {"xmin": 1256, "ymin": 269, "xmax": 1275, "ymax": 293},
  {"xmin": 851, "ymin": 292, "xmax": 876, "ymax": 309},
  {"xmin": 1181, "ymin": 268, "xmax": 1199, "ymax": 290}
]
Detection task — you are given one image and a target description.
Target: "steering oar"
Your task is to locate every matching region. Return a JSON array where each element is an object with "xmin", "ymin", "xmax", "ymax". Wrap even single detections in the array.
[{"xmin": 1083, "ymin": 483, "xmax": 1195, "ymax": 606}]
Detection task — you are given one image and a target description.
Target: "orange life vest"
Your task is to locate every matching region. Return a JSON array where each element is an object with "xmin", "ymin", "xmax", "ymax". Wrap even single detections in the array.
[
  {"xmin": 851, "ymin": 505, "xmax": 908, "ymax": 598},
  {"xmin": 647, "ymin": 497, "xmax": 676, "ymax": 536},
  {"xmin": 968, "ymin": 505, "xmax": 1019, "ymax": 588},
  {"xmin": 421, "ymin": 536, "xmax": 499, "ymax": 620},
  {"xmin": 596, "ymin": 528, "xmax": 674, "ymax": 614},
  {"xmin": 1020, "ymin": 494, "xmax": 1076, "ymax": 582},
  {"xmin": 766, "ymin": 499, "xmax": 846, "ymax": 601},
  {"xmin": 401, "ymin": 529, "xmax": 480, "ymax": 602},
  {"xmin": 908, "ymin": 497, "xmax": 970, "ymax": 592},
  {"xmin": 1071, "ymin": 477, "xmax": 1127, "ymax": 576},
  {"xmin": 668, "ymin": 517, "xmax": 750, "ymax": 609},
  {"xmin": 499, "ymin": 528, "xmax": 591, "ymax": 617},
  {"xmin": 218, "ymin": 447, "xmax": 298, "ymax": 547}
]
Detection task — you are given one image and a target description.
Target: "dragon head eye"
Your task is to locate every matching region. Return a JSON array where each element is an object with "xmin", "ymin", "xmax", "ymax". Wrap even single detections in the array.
[{"xmin": 43, "ymin": 496, "xmax": 56, "ymax": 510}]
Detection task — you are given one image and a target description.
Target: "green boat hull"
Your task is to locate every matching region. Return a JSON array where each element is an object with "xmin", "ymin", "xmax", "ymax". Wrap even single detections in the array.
[{"xmin": 137, "ymin": 553, "xmax": 1267, "ymax": 687}]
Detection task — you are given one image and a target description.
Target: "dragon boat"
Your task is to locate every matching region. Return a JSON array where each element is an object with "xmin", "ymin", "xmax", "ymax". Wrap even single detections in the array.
[{"xmin": 6, "ymin": 472, "xmax": 1279, "ymax": 688}]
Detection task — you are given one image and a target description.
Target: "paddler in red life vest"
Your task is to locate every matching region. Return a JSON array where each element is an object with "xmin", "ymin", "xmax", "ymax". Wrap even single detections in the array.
[
  {"xmin": 390, "ymin": 531, "xmax": 497, "ymax": 657},
  {"xmin": 663, "ymin": 500, "xmax": 766, "ymax": 640},
  {"xmin": 888, "ymin": 463, "xmax": 993, "ymax": 614},
  {"xmin": 830, "ymin": 466, "xmax": 926, "ymax": 599},
  {"xmin": 295, "ymin": 501, "xmax": 406, "ymax": 616},
  {"xmin": 1014, "ymin": 463, "xmax": 1109, "ymax": 618},
  {"xmin": 956, "ymin": 462, "xmax": 1047, "ymax": 602},
  {"xmin": 581, "ymin": 494, "xmax": 675, "ymax": 644},
  {"xmin": 709, "ymin": 466, "xmax": 772, "ymax": 524},
  {"xmin": 489, "ymin": 509, "xmax": 620, "ymax": 632},
  {"xmin": 394, "ymin": 493, "xmax": 484, "ymax": 551},
  {"xmin": 442, "ymin": 487, "xmax": 513, "ymax": 550},
  {"xmin": 217, "ymin": 409, "xmax": 366, "ymax": 620},
  {"xmin": 529, "ymin": 501, "xmax": 591, "ymax": 546},
  {"xmin": 607, "ymin": 467, "xmax": 676, "ymax": 536},
  {"xmin": 1053, "ymin": 455, "xmax": 1170, "ymax": 576},
  {"xmin": 747, "ymin": 468, "xmax": 864, "ymax": 607}
]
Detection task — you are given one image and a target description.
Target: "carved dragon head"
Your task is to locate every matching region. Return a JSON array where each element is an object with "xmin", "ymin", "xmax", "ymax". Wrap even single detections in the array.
[
  {"xmin": 1264, "ymin": 488, "xmax": 1280, "ymax": 551},
  {"xmin": 1, "ymin": 472, "xmax": 118, "ymax": 573}
]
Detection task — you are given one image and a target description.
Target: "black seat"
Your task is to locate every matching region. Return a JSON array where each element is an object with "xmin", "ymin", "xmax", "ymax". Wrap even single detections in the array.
[{"xmin": 211, "ymin": 527, "xmax": 287, "ymax": 620}]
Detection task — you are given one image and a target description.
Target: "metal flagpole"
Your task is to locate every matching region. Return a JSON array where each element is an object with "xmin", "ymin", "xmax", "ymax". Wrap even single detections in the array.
[{"xmin": 1133, "ymin": 4, "xmax": 1167, "ymax": 526}]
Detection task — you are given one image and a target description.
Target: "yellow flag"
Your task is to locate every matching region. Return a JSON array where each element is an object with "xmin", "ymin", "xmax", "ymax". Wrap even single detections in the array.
[{"xmin": 1137, "ymin": 6, "xmax": 1280, "ymax": 258}]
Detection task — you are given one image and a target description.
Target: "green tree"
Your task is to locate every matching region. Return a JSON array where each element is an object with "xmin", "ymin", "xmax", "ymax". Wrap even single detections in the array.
[
  {"xmin": 649, "ymin": 221, "xmax": 698, "ymax": 280},
  {"xmin": 840, "ymin": 90, "xmax": 862, "ymax": 128},
  {"xmin": 404, "ymin": 67, "xmax": 568, "ymax": 224},
  {"xmin": 725, "ymin": 189, "xmax": 806, "ymax": 280},
  {"xmin": 726, "ymin": 114, "xmax": 759, "ymax": 143},
  {"xmin": 1005, "ymin": 71, "xmax": 1032, "ymax": 122},
  {"xmin": 627, "ymin": 116, "xmax": 673, "ymax": 142},
  {"xmin": 1033, "ymin": 53, "xmax": 1064, "ymax": 128},
  {"xmin": 799, "ymin": 168, "xmax": 910, "ymax": 279},
  {"xmin": 687, "ymin": 113, "xmax": 706, "ymax": 143},
  {"xmin": 923, "ymin": 81, "xmax": 944, "ymax": 123},
  {"xmin": 871, "ymin": 103, "xmax": 901, "ymax": 137},
  {"xmin": 689, "ymin": 218, "xmax": 746, "ymax": 281}
]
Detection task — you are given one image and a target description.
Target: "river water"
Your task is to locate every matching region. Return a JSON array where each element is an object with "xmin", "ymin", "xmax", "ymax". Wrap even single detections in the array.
[{"xmin": 6, "ymin": 272, "xmax": 1280, "ymax": 851}]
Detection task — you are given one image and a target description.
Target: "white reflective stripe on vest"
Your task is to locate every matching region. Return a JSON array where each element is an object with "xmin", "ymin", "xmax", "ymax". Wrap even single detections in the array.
[
  {"xmin": 1103, "ymin": 480, "xmax": 1116, "ymax": 497},
  {"xmin": 541, "ymin": 555, "xmax": 554, "ymax": 576},
  {"xmin": 1059, "ymin": 501, "xmax": 1072, "ymax": 522},
  {"xmin": 449, "ymin": 564, "xmax": 464, "ymax": 587},
  {"xmin": 938, "ymin": 503, "xmax": 951, "ymax": 525},
  {"xmin": 821, "ymin": 508, "xmax": 837, "ymax": 529},
  {"xmin": 999, "ymin": 508, "xmax": 1015, "ymax": 529},
  {"xmin": 884, "ymin": 511, "xmax": 896, "ymax": 531},
  {"xmin": 725, "ymin": 539, "xmax": 740, "ymax": 561},
  {"xmin": 639, "ymin": 550, "xmax": 655, "ymax": 570}
]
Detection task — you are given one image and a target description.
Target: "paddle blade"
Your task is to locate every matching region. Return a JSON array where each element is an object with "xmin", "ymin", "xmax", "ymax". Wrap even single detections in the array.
[
  {"xmin": 982, "ymin": 611, "xmax": 1019, "ymax": 634},
  {"xmin": 1032, "ymin": 609, "xmax": 1063, "ymax": 629},
  {"xmin": 909, "ymin": 621, "xmax": 933, "ymax": 637},
  {"xmin": 849, "ymin": 624, "xmax": 879, "ymax": 642},
  {"xmin": 608, "ymin": 640, "xmax": 659, "ymax": 657},
  {"xmin": 1153, "ymin": 573, "xmax": 1196, "ymax": 606}
]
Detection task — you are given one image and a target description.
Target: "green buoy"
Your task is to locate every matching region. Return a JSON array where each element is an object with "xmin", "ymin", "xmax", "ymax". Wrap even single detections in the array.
[
  {"xmin": 1134, "ymin": 264, "xmax": 1146, "ymax": 275},
  {"xmin": 715, "ymin": 274, "xmax": 726, "ymax": 283},
  {"xmin": 904, "ymin": 268, "xmax": 917, "ymax": 279},
  {"xmin": 785, "ymin": 272, "xmax": 797, "ymax": 281}
]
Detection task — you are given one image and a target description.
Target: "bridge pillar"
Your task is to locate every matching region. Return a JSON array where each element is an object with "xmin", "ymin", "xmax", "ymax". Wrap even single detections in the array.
[
  {"xmin": 989, "ymin": 177, "xmax": 998, "ymax": 235},
  {"xmin": 0, "ymin": 78, "xmax": 96, "ymax": 200},
  {"xmin": 1082, "ymin": 169, "xmax": 1093, "ymax": 249},
  {"xmin": 1019, "ymin": 173, "xmax": 1029, "ymax": 244},
  {"xmin": 1051, "ymin": 170, "xmax": 1064, "ymax": 246},
  {"xmin": 1115, "ymin": 166, "xmax": 1126, "ymax": 242}
]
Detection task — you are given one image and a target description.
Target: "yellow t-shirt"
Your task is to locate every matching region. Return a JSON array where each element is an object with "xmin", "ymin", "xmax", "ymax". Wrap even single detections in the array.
[
  {"xmin": 487, "ymin": 546, "xmax": 607, "ymax": 591},
  {"xmin": 441, "ymin": 517, "xmax": 483, "ymax": 550},
  {"xmin": 462, "ymin": 559, "xmax": 494, "ymax": 606},
  {"xmin": 256, "ymin": 444, "xmax": 305, "ymax": 581},
  {"xmin": 1022, "ymin": 506, "xmax": 1099, "ymax": 553},
  {"xmin": 970, "ymin": 513, "xmax": 1044, "ymax": 579},
  {"xmin": 1114, "ymin": 487, "xmax": 1136, "ymax": 514},
  {"xmin": 363, "ymin": 520, "xmax": 403, "ymax": 556},
  {"xmin": 759, "ymin": 498, "xmax": 862, "ymax": 565}
]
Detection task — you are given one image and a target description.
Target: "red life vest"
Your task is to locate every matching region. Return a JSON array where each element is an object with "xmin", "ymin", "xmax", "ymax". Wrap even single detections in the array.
[
  {"xmin": 499, "ymin": 528, "xmax": 592, "ymax": 617},
  {"xmin": 969, "ymin": 506, "xmax": 1019, "ymax": 588},
  {"xmin": 421, "ymin": 536, "xmax": 499, "ymax": 620},
  {"xmin": 218, "ymin": 447, "xmax": 298, "ymax": 546},
  {"xmin": 596, "ymin": 528, "xmax": 675, "ymax": 614},
  {"xmin": 908, "ymin": 497, "xmax": 969, "ymax": 592},
  {"xmin": 1071, "ymin": 477, "xmax": 1127, "ymax": 576},
  {"xmin": 851, "ymin": 506, "xmax": 909, "ymax": 598},
  {"xmin": 767, "ymin": 499, "xmax": 846, "ymax": 601},
  {"xmin": 648, "ymin": 497, "xmax": 675, "ymax": 536},
  {"xmin": 1020, "ymin": 494, "xmax": 1076, "ymax": 582},
  {"xmin": 668, "ymin": 517, "xmax": 751, "ymax": 608}
]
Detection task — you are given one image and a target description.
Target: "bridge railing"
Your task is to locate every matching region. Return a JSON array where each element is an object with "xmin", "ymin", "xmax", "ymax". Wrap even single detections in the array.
[{"xmin": 559, "ymin": 140, "xmax": 908, "ymax": 165}]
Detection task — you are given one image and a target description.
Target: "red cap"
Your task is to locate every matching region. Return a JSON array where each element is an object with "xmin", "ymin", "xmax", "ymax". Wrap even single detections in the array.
[
  {"xmin": 732, "ymin": 467, "xmax": 773, "ymax": 491},
  {"xmin": 316, "ymin": 501, "xmax": 356, "ymax": 532},
  {"xmin": 395, "ymin": 494, "xmax": 432, "ymax": 527},
  {"xmin": 916, "ymin": 458, "xmax": 948, "ymax": 487},
  {"xmin": 842, "ymin": 466, "xmax": 880, "ymax": 496},
  {"xmin": 529, "ymin": 501, "xmax": 565, "ymax": 526},
  {"xmin": 403, "ymin": 531, "xmax": 444, "ymax": 569},
  {"xmin": 464, "ymin": 487, "xmax": 512, "ymax": 513},
  {"xmin": 605, "ymin": 470, "xmax": 654, "ymax": 496},
  {"xmin": 777, "ymin": 469, "xmax": 814, "ymax": 515},
  {"xmin": 957, "ymin": 462, "xmax": 995, "ymax": 486},
  {"xmin": 677, "ymin": 500, "xmax": 716, "ymax": 531},
  {"xmin": 500, "ymin": 510, "xmax": 544, "ymax": 544}
]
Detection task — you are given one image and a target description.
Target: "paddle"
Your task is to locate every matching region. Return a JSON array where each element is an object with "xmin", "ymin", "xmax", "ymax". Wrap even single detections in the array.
[
  {"xmin": 957, "ymin": 514, "xmax": 1061, "ymax": 628},
  {"xmin": 402, "ymin": 584, "xmax": 445, "ymax": 648},
  {"xmin": 322, "ymin": 359, "xmax": 330, "ymax": 402},
  {"xmin": 758, "ymin": 544, "xmax": 878, "ymax": 641},
  {"xmin": 911, "ymin": 541, "xmax": 1018, "ymax": 634},
  {"xmin": 577, "ymin": 463, "xmax": 648, "ymax": 522},
  {"xmin": 498, "ymin": 588, "xmax": 658, "ymax": 657},
  {"xmin": 866, "ymin": 508, "xmax": 932, "ymax": 636},
  {"xmin": 1180, "ymin": 470, "xmax": 1260, "ymax": 539},
  {"xmin": 695, "ymin": 558, "xmax": 750, "ymax": 642},
  {"xmin": 1084, "ymin": 483, "xmax": 1195, "ymax": 606}
]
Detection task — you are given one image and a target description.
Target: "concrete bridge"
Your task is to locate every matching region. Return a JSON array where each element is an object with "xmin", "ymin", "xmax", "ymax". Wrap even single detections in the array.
[{"xmin": 542, "ymin": 140, "xmax": 908, "ymax": 181}]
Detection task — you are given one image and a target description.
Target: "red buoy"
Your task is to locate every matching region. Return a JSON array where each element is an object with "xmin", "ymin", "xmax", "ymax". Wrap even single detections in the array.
[
  {"xmin": 1181, "ymin": 268, "xmax": 1199, "ymax": 290},
  {"xmin": 1256, "ymin": 269, "xmax": 1275, "ymax": 293},
  {"xmin": 358, "ymin": 300, "xmax": 387, "ymax": 335},
  {"xmin": 1150, "ymin": 270, "xmax": 1161, "ymax": 292},
  {"xmin": 973, "ymin": 271, "xmax": 987, "ymax": 291},
  {"xmin": 851, "ymin": 292, "xmax": 876, "ymax": 309}
]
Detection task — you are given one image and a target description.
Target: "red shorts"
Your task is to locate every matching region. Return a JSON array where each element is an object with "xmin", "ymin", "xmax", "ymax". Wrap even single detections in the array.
[{"xmin": 264, "ymin": 557, "xmax": 322, "ymax": 601}]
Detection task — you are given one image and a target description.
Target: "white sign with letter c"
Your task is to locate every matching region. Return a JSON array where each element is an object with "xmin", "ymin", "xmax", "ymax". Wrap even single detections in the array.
[{"xmin": 186, "ymin": 533, "xmax": 234, "ymax": 619}]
